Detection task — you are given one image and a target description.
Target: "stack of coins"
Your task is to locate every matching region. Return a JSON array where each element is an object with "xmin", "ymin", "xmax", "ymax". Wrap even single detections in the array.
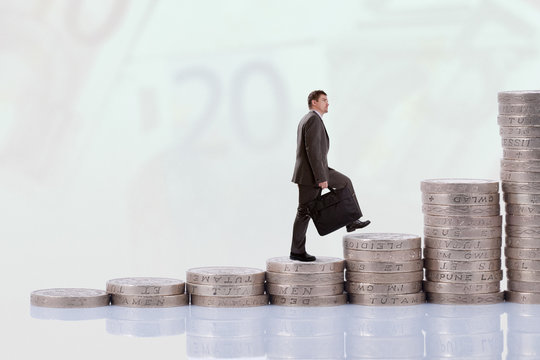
[
  {"xmin": 107, "ymin": 277, "xmax": 188, "ymax": 307},
  {"xmin": 421, "ymin": 179, "xmax": 504, "ymax": 304},
  {"xmin": 343, "ymin": 233, "xmax": 425, "ymax": 306},
  {"xmin": 498, "ymin": 90, "xmax": 540, "ymax": 304},
  {"xmin": 265, "ymin": 257, "xmax": 347, "ymax": 306},
  {"xmin": 424, "ymin": 304, "xmax": 504, "ymax": 358},
  {"xmin": 186, "ymin": 267, "xmax": 268, "ymax": 307}
]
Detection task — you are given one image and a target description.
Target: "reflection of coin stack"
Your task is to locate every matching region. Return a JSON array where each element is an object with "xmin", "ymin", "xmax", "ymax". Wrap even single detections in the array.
[
  {"xmin": 266, "ymin": 306, "xmax": 346, "ymax": 359},
  {"xmin": 421, "ymin": 179, "xmax": 505, "ymax": 304},
  {"xmin": 266, "ymin": 257, "xmax": 346, "ymax": 306},
  {"xmin": 106, "ymin": 307, "xmax": 187, "ymax": 337},
  {"xmin": 107, "ymin": 277, "xmax": 188, "ymax": 307},
  {"xmin": 507, "ymin": 303, "xmax": 540, "ymax": 358},
  {"xmin": 186, "ymin": 267, "xmax": 268, "ymax": 307},
  {"xmin": 498, "ymin": 91, "xmax": 540, "ymax": 304},
  {"xmin": 424, "ymin": 304, "xmax": 504, "ymax": 358},
  {"xmin": 345, "ymin": 306, "xmax": 424, "ymax": 359},
  {"xmin": 343, "ymin": 233, "xmax": 425, "ymax": 306},
  {"xmin": 187, "ymin": 307, "xmax": 266, "ymax": 358}
]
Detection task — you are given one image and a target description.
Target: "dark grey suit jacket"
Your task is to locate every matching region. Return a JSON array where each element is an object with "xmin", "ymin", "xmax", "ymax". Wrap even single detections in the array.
[{"xmin": 291, "ymin": 110, "xmax": 330, "ymax": 185}]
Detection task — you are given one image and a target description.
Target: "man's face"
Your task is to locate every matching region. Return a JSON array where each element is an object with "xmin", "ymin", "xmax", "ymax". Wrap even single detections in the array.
[{"xmin": 311, "ymin": 95, "xmax": 329, "ymax": 114}]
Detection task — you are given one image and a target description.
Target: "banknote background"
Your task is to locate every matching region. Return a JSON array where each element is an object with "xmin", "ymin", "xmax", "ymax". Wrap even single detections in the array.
[{"xmin": 1, "ymin": 0, "xmax": 539, "ymax": 358}]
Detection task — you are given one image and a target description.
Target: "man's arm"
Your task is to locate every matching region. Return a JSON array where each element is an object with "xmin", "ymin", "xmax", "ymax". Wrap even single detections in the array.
[{"xmin": 303, "ymin": 116, "xmax": 328, "ymax": 188}]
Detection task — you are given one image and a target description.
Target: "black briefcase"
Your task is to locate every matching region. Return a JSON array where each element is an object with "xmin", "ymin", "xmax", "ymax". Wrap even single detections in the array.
[{"xmin": 307, "ymin": 186, "xmax": 362, "ymax": 236}]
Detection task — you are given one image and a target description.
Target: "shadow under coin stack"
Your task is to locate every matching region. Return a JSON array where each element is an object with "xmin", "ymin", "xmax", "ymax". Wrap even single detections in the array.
[
  {"xmin": 266, "ymin": 256, "xmax": 347, "ymax": 306},
  {"xmin": 421, "ymin": 179, "xmax": 504, "ymax": 304},
  {"xmin": 107, "ymin": 277, "xmax": 188, "ymax": 308},
  {"xmin": 186, "ymin": 267, "xmax": 268, "ymax": 307},
  {"xmin": 343, "ymin": 233, "xmax": 425, "ymax": 306},
  {"xmin": 498, "ymin": 90, "xmax": 540, "ymax": 304}
]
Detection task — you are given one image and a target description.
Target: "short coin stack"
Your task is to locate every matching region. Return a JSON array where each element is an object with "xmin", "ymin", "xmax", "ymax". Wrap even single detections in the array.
[
  {"xmin": 31, "ymin": 288, "xmax": 110, "ymax": 308},
  {"xmin": 266, "ymin": 256, "xmax": 347, "ymax": 306},
  {"xmin": 498, "ymin": 90, "xmax": 540, "ymax": 304},
  {"xmin": 107, "ymin": 277, "xmax": 188, "ymax": 307},
  {"xmin": 343, "ymin": 233, "xmax": 425, "ymax": 306},
  {"xmin": 186, "ymin": 266, "xmax": 268, "ymax": 307},
  {"xmin": 421, "ymin": 179, "xmax": 504, "ymax": 304}
]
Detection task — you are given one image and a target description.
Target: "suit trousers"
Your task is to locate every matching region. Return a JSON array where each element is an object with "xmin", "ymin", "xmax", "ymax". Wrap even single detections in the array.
[{"xmin": 290, "ymin": 168, "xmax": 363, "ymax": 254}]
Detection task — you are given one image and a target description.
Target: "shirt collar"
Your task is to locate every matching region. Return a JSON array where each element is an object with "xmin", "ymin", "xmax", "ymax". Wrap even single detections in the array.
[{"xmin": 313, "ymin": 109, "xmax": 323, "ymax": 118}]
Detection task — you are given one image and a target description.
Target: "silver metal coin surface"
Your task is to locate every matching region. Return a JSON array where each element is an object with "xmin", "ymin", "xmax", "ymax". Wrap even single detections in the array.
[
  {"xmin": 345, "ymin": 259, "xmax": 423, "ymax": 273},
  {"xmin": 424, "ymin": 226, "xmax": 502, "ymax": 239},
  {"xmin": 190, "ymin": 294, "xmax": 268, "ymax": 307},
  {"xmin": 427, "ymin": 292, "xmax": 504, "ymax": 305},
  {"xmin": 505, "ymin": 215, "xmax": 540, "ymax": 226},
  {"xmin": 501, "ymin": 159, "xmax": 540, "ymax": 172},
  {"xmin": 424, "ymin": 237, "xmax": 502, "ymax": 250},
  {"xmin": 423, "ymin": 281, "xmax": 500, "ymax": 294},
  {"xmin": 503, "ymin": 149, "xmax": 540, "ymax": 161},
  {"xmin": 30, "ymin": 288, "xmax": 110, "ymax": 308},
  {"xmin": 266, "ymin": 256, "xmax": 344, "ymax": 273},
  {"xmin": 186, "ymin": 267, "xmax": 265, "ymax": 285},
  {"xmin": 504, "ymin": 193, "xmax": 540, "ymax": 205},
  {"xmin": 498, "ymin": 115, "xmax": 540, "ymax": 126},
  {"xmin": 420, "ymin": 179, "xmax": 499, "ymax": 194},
  {"xmin": 348, "ymin": 292, "xmax": 425, "ymax": 306},
  {"xmin": 422, "ymin": 204, "xmax": 500, "ymax": 217},
  {"xmin": 502, "ymin": 137, "xmax": 540, "ymax": 149},
  {"xmin": 265, "ymin": 271, "xmax": 343, "ymax": 285},
  {"xmin": 505, "ymin": 290, "xmax": 540, "ymax": 304},
  {"xmin": 425, "ymin": 270, "xmax": 503, "ymax": 283},
  {"xmin": 343, "ymin": 233, "xmax": 420, "ymax": 251},
  {"xmin": 423, "ymin": 248, "xmax": 501, "ymax": 261},
  {"xmin": 423, "ymin": 215, "xmax": 502, "ymax": 228},
  {"xmin": 507, "ymin": 270, "xmax": 540, "ymax": 282},
  {"xmin": 106, "ymin": 277, "xmax": 185, "ymax": 296},
  {"xmin": 498, "ymin": 91, "xmax": 540, "ymax": 104},
  {"xmin": 505, "ymin": 247, "xmax": 540, "ymax": 260},
  {"xmin": 266, "ymin": 283, "xmax": 344, "ymax": 296},
  {"xmin": 505, "ymin": 237, "xmax": 540, "ymax": 248},
  {"xmin": 506, "ymin": 204, "xmax": 540, "ymax": 216},
  {"xmin": 506, "ymin": 225, "xmax": 540, "ymax": 238},
  {"xmin": 507, "ymin": 280, "xmax": 540, "ymax": 293},
  {"xmin": 422, "ymin": 193, "xmax": 499, "ymax": 205},
  {"xmin": 270, "ymin": 294, "xmax": 347, "ymax": 307},
  {"xmin": 111, "ymin": 294, "xmax": 188, "ymax": 308},
  {"xmin": 186, "ymin": 283, "xmax": 265, "ymax": 296},
  {"xmin": 499, "ymin": 104, "xmax": 540, "ymax": 115},
  {"xmin": 346, "ymin": 281, "xmax": 422, "ymax": 295},
  {"xmin": 346, "ymin": 270, "xmax": 423, "ymax": 283},
  {"xmin": 501, "ymin": 171, "xmax": 540, "ymax": 183},
  {"xmin": 423, "ymin": 259, "xmax": 501, "ymax": 272},
  {"xmin": 343, "ymin": 248, "xmax": 422, "ymax": 262},
  {"xmin": 506, "ymin": 259, "xmax": 540, "ymax": 271}
]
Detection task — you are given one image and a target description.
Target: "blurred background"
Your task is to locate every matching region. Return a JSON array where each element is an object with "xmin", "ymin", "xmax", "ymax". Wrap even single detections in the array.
[{"xmin": 1, "ymin": 0, "xmax": 540, "ymax": 357}]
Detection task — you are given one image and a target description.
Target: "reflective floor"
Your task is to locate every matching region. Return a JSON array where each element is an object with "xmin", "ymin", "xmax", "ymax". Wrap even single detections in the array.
[{"xmin": 26, "ymin": 302, "xmax": 540, "ymax": 359}]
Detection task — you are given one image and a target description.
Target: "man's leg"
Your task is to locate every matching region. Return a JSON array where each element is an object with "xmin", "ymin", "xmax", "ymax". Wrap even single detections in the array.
[
  {"xmin": 291, "ymin": 184, "xmax": 320, "ymax": 258},
  {"xmin": 328, "ymin": 169, "xmax": 370, "ymax": 231}
]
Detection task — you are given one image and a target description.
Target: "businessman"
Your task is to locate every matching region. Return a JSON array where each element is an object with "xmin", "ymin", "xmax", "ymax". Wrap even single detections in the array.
[{"xmin": 290, "ymin": 90, "xmax": 370, "ymax": 262}]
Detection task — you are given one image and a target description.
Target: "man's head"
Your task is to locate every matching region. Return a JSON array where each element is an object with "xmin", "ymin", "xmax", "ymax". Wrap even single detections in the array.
[{"xmin": 308, "ymin": 90, "xmax": 329, "ymax": 114}]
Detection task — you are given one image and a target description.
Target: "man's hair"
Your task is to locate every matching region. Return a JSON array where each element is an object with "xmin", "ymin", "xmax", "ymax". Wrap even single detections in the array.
[{"xmin": 308, "ymin": 90, "xmax": 327, "ymax": 108}]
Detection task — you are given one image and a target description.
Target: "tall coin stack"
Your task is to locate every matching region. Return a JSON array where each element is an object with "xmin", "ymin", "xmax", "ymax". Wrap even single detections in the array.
[
  {"xmin": 498, "ymin": 90, "xmax": 540, "ymax": 304},
  {"xmin": 421, "ymin": 179, "xmax": 504, "ymax": 304},
  {"xmin": 266, "ymin": 257, "xmax": 347, "ymax": 306},
  {"xmin": 107, "ymin": 277, "xmax": 188, "ymax": 307},
  {"xmin": 186, "ymin": 267, "xmax": 268, "ymax": 307},
  {"xmin": 343, "ymin": 233, "xmax": 425, "ymax": 306}
]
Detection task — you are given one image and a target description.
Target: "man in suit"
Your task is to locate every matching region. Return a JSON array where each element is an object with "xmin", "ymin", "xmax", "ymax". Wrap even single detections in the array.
[{"xmin": 290, "ymin": 90, "xmax": 370, "ymax": 262}]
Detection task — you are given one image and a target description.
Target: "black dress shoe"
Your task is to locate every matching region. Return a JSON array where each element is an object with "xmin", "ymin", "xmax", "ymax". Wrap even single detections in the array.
[
  {"xmin": 346, "ymin": 219, "xmax": 371, "ymax": 232},
  {"xmin": 289, "ymin": 252, "xmax": 316, "ymax": 262}
]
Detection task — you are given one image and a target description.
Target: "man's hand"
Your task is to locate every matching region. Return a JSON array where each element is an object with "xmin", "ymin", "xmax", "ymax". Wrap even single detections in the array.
[{"xmin": 318, "ymin": 181, "xmax": 328, "ymax": 189}]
